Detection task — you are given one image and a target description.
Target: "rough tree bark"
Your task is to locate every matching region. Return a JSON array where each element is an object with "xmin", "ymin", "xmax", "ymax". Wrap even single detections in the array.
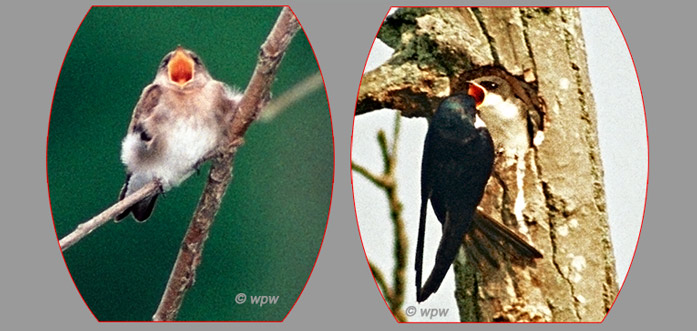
[{"xmin": 357, "ymin": 8, "xmax": 618, "ymax": 322}]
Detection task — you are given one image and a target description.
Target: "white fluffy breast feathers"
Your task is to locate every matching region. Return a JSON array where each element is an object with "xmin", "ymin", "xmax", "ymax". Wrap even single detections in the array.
[
  {"xmin": 480, "ymin": 93, "xmax": 520, "ymax": 120},
  {"xmin": 121, "ymin": 117, "xmax": 220, "ymax": 191}
]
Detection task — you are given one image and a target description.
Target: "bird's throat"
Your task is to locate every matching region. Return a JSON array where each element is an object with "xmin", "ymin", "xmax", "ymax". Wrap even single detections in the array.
[
  {"xmin": 168, "ymin": 50, "xmax": 194, "ymax": 87},
  {"xmin": 467, "ymin": 82, "xmax": 486, "ymax": 107}
]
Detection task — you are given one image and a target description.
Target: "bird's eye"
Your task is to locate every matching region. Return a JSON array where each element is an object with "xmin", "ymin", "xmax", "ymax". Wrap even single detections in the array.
[
  {"xmin": 160, "ymin": 54, "xmax": 172, "ymax": 68},
  {"xmin": 190, "ymin": 54, "xmax": 201, "ymax": 65},
  {"xmin": 480, "ymin": 81, "xmax": 499, "ymax": 90}
]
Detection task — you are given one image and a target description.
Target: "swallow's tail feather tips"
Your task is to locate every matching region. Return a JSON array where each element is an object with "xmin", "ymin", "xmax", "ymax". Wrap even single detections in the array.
[
  {"xmin": 130, "ymin": 194, "xmax": 158, "ymax": 222},
  {"xmin": 415, "ymin": 192, "xmax": 429, "ymax": 300},
  {"xmin": 471, "ymin": 210, "xmax": 543, "ymax": 259},
  {"xmin": 114, "ymin": 173, "xmax": 158, "ymax": 222},
  {"xmin": 115, "ymin": 206, "xmax": 130, "ymax": 222},
  {"xmin": 115, "ymin": 191, "xmax": 159, "ymax": 222},
  {"xmin": 417, "ymin": 217, "xmax": 470, "ymax": 303}
]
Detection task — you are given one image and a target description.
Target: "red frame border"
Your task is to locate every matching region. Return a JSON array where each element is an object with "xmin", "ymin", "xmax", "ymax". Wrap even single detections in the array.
[
  {"xmin": 45, "ymin": 4, "xmax": 335, "ymax": 323},
  {"xmin": 349, "ymin": 5, "xmax": 649, "ymax": 324}
]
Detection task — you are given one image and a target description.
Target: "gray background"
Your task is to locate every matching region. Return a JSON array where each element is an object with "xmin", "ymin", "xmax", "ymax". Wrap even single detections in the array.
[{"xmin": 2, "ymin": 0, "xmax": 689, "ymax": 329}]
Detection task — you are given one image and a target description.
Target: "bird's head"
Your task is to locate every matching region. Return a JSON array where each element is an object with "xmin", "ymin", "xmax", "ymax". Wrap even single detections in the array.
[
  {"xmin": 432, "ymin": 94, "xmax": 486, "ymax": 142},
  {"xmin": 467, "ymin": 76, "xmax": 514, "ymax": 110},
  {"xmin": 156, "ymin": 46, "xmax": 211, "ymax": 89},
  {"xmin": 467, "ymin": 75, "xmax": 536, "ymax": 153}
]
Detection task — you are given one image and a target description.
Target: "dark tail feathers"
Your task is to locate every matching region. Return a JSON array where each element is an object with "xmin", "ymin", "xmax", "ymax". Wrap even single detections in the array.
[
  {"xmin": 115, "ymin": 174, "xmax": 158, "ymax": 222},
  {"xmin": 417, "ymin": 210, "xmax": 542, "ymax": 302},
  {"xmin": 471, "ymin": 209, "xmax": 542, "ymax": 259},
  {"xmin": 417, "ymin": 220, "xmax": 469, "ymax": 302}
]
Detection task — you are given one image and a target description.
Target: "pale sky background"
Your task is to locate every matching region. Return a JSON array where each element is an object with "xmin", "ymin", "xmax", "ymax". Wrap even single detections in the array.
[{"xmin": 352, "ymin": 8, "xmax": 647, "ymax": 322}]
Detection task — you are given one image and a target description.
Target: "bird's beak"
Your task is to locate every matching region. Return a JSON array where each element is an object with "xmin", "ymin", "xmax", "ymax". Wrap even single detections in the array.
[
  {"xmin": 467, "ymin": 81, "xmax": 486, "ymax": 108},
  {"xmin": 168, "ymin": 47, "xmax": 195, "ymax": 87}
]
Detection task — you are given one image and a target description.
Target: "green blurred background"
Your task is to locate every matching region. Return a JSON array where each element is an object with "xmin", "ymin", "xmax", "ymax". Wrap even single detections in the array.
[{"xmin": 47, "ymin": 6, "xmax": 333, "ymax": 321}]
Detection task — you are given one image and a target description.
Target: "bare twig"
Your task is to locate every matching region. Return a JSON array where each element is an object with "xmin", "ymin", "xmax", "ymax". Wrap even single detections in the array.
[
  {"xmin": 259, "ymin": 72, "xmax": 323, "ymax": 122},
  {"xmin": 58, "ymin": 180, "xmax": 161, "ymax": 252},
  {"xmin": 370, "ymin": 261, "xmax": 391, "ymax": 298},
  {"xmin": 350, "ymin": 162, "xmax": 389, "ymax": 188},
  {"xmin": 369, "ymin": 261, "xmax": 407, "ymax": 322},
  {"xmin": 152, "ymin": 7, "xmax": 300, "ymax": 321},
  {"xmin": 352, "ymin": 112, "xmax": 407, "ymax": 322}
]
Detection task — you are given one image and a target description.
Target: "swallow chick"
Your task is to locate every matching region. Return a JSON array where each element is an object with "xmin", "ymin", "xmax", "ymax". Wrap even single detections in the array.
[
  {"xmin": 467, "ymin": 75, "xmax": 543, "ymax": 155},
  {"xmin": 116, "ymin": 47, "xmax": 242, "ymax": 222}
]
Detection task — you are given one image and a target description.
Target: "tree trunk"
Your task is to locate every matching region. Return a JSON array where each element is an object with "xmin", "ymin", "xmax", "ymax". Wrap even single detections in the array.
[{"xmin": 357, "ymin": 7, "xmax": 618, "ymax": 322}]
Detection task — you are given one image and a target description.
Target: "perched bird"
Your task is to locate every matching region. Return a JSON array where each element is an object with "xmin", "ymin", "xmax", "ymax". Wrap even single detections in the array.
[
  {"xmin": 415, "ymin": 93, "xmax": 494, "ymax": 302},
  {"xmin": 415, "ymin": 83, "xmax": 542, "ymax": 303},
  {"xmin": 115, "ymin": 46, "xmax": 241, "ymax": 222}
]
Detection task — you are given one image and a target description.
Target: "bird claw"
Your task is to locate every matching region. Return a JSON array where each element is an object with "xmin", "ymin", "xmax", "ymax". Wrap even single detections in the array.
[{"xmin": 227, "ymin": 137, "xmax": 245, "ymax": 150}]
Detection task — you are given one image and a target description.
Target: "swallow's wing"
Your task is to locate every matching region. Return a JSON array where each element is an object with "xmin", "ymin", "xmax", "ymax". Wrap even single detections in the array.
[
  {"xmin": 415, "ymin": 130, "xmax": 435, "ymax": 300},
  {"xmin": 471, "ymin": 208, "xmax": 542, "ymax": 259},
  {"xmin": 418, "ymin": 123, "xmax": 495, "ymax": 302},
  {"xmin": 115, "ymin": 84, "xmax": 162, "ymax": 222},
  {"xmin": 215, "ymin": 83, "xmax": 243, "ymax": 140},
  {"xmin": 127, "ymin": 84, "xmax": 162, "ymax": 134}
]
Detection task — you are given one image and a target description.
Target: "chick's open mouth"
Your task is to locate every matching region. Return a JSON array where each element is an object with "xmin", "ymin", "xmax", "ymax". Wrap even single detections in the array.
[
  {"xmin": 467, "ymin": 82, "xmax": 486, "ymax": 107},
  {"xmin": 168, "ymin": 50, "xmax": 194, "ymax": 86}
]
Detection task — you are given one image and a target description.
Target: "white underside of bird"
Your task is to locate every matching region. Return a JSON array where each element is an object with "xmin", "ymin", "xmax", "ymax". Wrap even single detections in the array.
[
  {"xmin": 478, "ymin": 93, "xmax": 530, "ymax": 156},
  {"xmin": 121, "ymin": 114, "xmax": 219, "ymax": 194}
]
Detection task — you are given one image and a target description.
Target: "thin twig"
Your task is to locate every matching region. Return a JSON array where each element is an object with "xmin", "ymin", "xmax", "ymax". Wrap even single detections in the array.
[
  {"xmin": 152, "ymin": 7, "xmax": 300, "ymax": 321},
  {"xmin": 350, "ymin": 162, "xmax": 389, "ymax": 188},
  {"xmin": 352, "ymin": 113, "xmax": 407, "ymax": 321},
  {"xmin": 369, "ymin": 260, "xmax": 405, "ymax": 321},
  {"xmin": 259, "ymin": 72, "xmax": 323, "ymax": 122},
  {"xmin": 370, "ymin": 261, "xmax": 392, "ymax": 299},
  {"xmin": 386, "ymin": 113, "xmax": 407, "ymax": 316},
  {"xmin": 58, "ymin": 180, "xmax": 161, "ymax": 251},
  {"xmin": 378, "ymin": 131, "xmax": 391, "ymax": 174}
]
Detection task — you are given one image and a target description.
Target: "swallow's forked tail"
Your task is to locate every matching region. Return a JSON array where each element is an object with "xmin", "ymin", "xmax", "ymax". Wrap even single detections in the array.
[{"xmin": 417, "ymin": 213, "xmax": 470, "ymax": 303}]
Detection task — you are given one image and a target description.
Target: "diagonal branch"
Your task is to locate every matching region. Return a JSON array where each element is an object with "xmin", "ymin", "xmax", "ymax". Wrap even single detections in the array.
[
  {"xmin": 231, "ymin": 8, "xmax": 300, "ymax": 139},
  {"xmin": 58, "ymin": 180, "xmax": 161, "ymax": 251},
  {"xmin": 152, "ymin": 7, "xmax": 300, "ymax": 321}
]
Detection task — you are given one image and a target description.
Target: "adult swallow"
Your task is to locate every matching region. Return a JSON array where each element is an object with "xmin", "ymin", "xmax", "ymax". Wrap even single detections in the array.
[
  {"xmin": 115, "ymin": 47, "xmax": 241, "ymax": 222},
  {"xmin": 415, "ymin": 86, "xmax": 542, "ymax": 302},
  {"xmin": 415, "ymin": 93, "xmax": 494, "ymax": 302}
]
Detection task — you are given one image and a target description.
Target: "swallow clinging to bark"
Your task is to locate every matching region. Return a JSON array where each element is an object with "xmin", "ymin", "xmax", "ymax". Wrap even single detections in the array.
[
  {"xmin": 415, "ymin": 93, "xmax": 495, "ymax": 302},
  {"xmin": 116, "ymin": 46, "xmax": 242, "ymax": 222},
  {"xmin": 415, "ymin": 83, "xmax": 542, "ymax": 303}
]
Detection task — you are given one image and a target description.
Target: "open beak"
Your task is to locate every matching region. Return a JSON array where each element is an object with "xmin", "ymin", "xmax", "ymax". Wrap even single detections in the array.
[
  {"xmin": 467, "ymin": 81, "xmax": 486, "ymax": 108},
  {"xmin": 167, "ymin": 47, "xmax": 195, "ymax": 87}
]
